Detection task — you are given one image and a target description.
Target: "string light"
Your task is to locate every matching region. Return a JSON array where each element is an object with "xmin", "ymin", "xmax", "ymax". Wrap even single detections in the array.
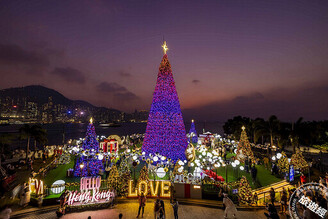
[{"xmin": 142, "ymin": 52, "xmax": 188, "ymax": 162}]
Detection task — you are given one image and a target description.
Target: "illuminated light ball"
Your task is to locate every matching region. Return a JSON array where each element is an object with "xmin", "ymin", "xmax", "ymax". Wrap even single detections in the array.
[
  {"xmin": 193, "ymin": 167, "xmax": 202, "ymax": 177},
  {"xmin": 178, "ymin": 160, "xmax": 184, "ymax": 166},
  {"xmin": 207, "ymin": 152, "xmax": 212, "ymax": 157},
  {"xmin": 153, "ymin": 156, "xmax": 159, "ymax": 162},
  {"xmin": 136, "ymin": 160, "xmax": 140, "ymax": 164},
  {"xmin": 98, "ymin": 154, "xmax": 104, "ymax": 160},
  {"xmin": 156, "ymin": 167, "xmax": 166, "ymax": 178},
  {"xmin": 51, "ymin": 180, "xmax": 65, "ymax": 194},
  {"xmin": 191, "ymin": 163, "xmax": 195, "ymax": 167},
  {"xmin": 133, "ymin": 155, "xmax": 138, "ymax": 160},
  {"xmin": 272, "ymin": 156, "xmax": 276, "ymax": 161},
  {"xmin": 209, "ymin": 158, "xmax": 213, "ymax": 162},
  {"xmin": 240, "ymin": 166, "xmax": 244, "ymax": 171},
  {"xmin": 199, "ymin": 155, "xmax": 202, "ymax": 159},
  {"xmin": 142, "ymin": 152, "xmax": 145, "ymax": 155},
  {"xmin": 276, "ymin": 153, "xmax": 282, "ymax": 159},
  {"xmin": 184, "ymin": 160, "xmax": 187, "ymax": 163},
  {"xmin": 216, "ymin": 163, "xmax": 221, "ymax": 168},
  {"xmin": 206, "ymin": 167, "xmax": 210, "ymax": 170},
  {"xmin": 232, "ymin": 163, "xmax": 236, "ymax": 168},
  {"xmin": 197, "ymin": 140, "xmax": 202, "ymax": 145},
  {"xmin": 178, "ymin": 167, "xmax": 184, "ymax": 173},
  {"xmin": 235, "ymin": 160, "xmax": 240, "ymax": 165},
  {"xmin": 161, "ymin": 156, "xmax": 166, "ymax": 161},
  {"xmin": 127, "ymin": 149, "xmax": 131, "ymax": 153},
  {"xmin": 288, "ymin": 158, "xmax": 291, "ymax": 163},
  {"xmin": 234, "ymin": 149, "xmax": 237, "ymax": 154},
  {"xmin": 202, "ymin": 152, "xmax": 206, "ymax": 156}
]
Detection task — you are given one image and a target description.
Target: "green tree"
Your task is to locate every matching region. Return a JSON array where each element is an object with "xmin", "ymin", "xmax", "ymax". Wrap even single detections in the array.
[
  {"xmin": 256, "ymin": 115, "xmax": 280, "ymax": 156},
  {"xmin": 31, "ymin": 125, "xmax": 48, "ymax": 156},
  {"xmin": 0, "ymin": 133, "xmax": 14, "ymax": 166}
]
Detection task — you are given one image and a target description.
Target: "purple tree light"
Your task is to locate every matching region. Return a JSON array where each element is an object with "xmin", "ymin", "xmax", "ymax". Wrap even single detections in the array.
[{"xmin": 142, "ymin": 53, "xmax": 188, "ymax": 162}]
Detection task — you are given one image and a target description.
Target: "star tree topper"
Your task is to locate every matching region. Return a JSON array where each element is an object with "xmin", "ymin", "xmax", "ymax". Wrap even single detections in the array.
[{"xmin": 162, "ymin": 41, "xmax": 168, "ymax": 54}]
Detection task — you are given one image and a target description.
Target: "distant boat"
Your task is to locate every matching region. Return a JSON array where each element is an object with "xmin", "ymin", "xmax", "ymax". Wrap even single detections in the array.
[{"xmin": 99, "ymin": 122, "xmax": 121, "ymax": 127}]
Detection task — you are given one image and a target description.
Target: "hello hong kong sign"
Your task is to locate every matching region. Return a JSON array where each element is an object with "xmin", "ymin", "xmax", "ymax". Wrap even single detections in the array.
[{"xmin": 67, "ymin": 176, "xmax": 115, "ymax": 206}]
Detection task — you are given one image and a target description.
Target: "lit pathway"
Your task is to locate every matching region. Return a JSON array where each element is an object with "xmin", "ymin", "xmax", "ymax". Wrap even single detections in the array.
[{"xmin": 11, "ymin": 200, "xmax": 294, "ymax": 219}]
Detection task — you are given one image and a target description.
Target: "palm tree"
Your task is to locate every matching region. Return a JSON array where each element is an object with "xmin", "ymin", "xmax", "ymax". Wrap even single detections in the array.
[
  {"xmin": 19, "ymin": 124, "xmax": 32, "ymax": 163},
  {"xmin": 289, "ymin": 117, "xmax": 304, "ymax": 153},
  {"xmin": 31, "ymin": 125, "xmax": 48, "ymax": 157},
  {"xmin": 255, "ymin": 115, "xmax": 280, "ymax": 156}
]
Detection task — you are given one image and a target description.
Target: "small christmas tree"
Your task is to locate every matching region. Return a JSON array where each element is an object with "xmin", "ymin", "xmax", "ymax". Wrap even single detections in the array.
[
  {"xmin": 291, "ymin": 151, "xmax": 308, "ymax": 171},
  {"xmin": 238, "ymin": 176, "xmax": 254, "ymax": 204},
  {"xmin": 118, "ymin": 157, "xmax": 130, "ymax": 174},
  {"xmin": 236, "ymin": 126, "xmax": 255, "ymax": 163},
  {"xmin": 277, "ymin": 151, "xmax": 289, "ymax": 173},
  {"xmin": 138, "ymin": 165, "xmax": 150, "ymax": 195},
  {"xmin": 74, "ymin": 118, "xmax": 103, "ymax": 176},
  {"xmin": 188, "ymin": 120, "xmax": 198, "ymax": 144},
  {"xmin": 118, "ymin": 172, "xmax": 131, "ymax": 196},
  {"xmin": 107, "ymin": 165, "xmax": 120, "ymax": 191}
]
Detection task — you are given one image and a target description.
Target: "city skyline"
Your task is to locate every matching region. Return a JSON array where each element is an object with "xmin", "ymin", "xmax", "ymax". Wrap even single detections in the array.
[{"xmin": 1, "ymin": 0, "xmax": 328, "ymax": 122}]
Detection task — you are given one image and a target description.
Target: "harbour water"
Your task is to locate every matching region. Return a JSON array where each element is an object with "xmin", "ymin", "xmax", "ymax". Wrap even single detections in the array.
[{"xmin": 0, "ymin": 121, "xmax": 224, "ymax": 149}]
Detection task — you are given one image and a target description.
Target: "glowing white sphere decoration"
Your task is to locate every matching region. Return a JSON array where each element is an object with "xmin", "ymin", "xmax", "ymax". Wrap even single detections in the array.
[
  {"xmin": 161, "ymin": 156, "xmax": 166, "ymax": 161},
  {"xmin": 276, "ymin": 153, "xmax": 282, "ymax": 159},
  {"xmin": 51, "ymin": 180, "xmax": 65, "ymax": 194},
  {"xmin": 235, "ymin": 160, "xmax": 240, "ymax": 165},
  {"xmin": 153, "ymin": 156, "xmax": 159, "ymax": 162},
  {"xmin": 98, "ymin": 154, "xmax": 104, "ymax": 160},
  {"xmin": 240, "ymin": 166, "xmax": 244, "ymax": 170},
  {"xmin": 178, "ymin": 167, "xmax": 184, "ymax": 173},
  {"xmin": 272, "ymin": 156, "xmax": 276, "ymax": 161},
  {"xmin": 156, "ymin": 167, "xmax": 166, "ymax": 178},
  {"xmin": 132, "ymin": 155, "xmax": 138, "ymax": 160},
  {"xmin": 193, "ymin": 167, "xmax": 202, "ymax": 177},
  {"xmin": 202, "ymin": 151, "xmax": 206, "ymax": 156},
  {"xmin": 178, "ymin": 160, "xmax": 184, "ymax": 166},
  {"xmin": 232, "ymin": 163, "xmax": 236, "ymax": 168},
  {"xmin": 191, "ymin": 163, "xmax": 195, "ymax": 167}
]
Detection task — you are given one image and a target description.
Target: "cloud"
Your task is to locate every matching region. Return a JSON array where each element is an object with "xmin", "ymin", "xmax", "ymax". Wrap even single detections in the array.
[
  {"xmin": 192, "ymin": 79, "xmax": 200, "ymax": 84},
  {"xmin": 0, "ymin": 43, "xmax": 50, "ymax": 75},
  {"xmin": 51, "ymin": 67, "xmax": 86, "ymax": 84},
  {"xmin": 97, "ymin": 82, "xmax": 138, "ymax": 100},
  {"xmin": 118, "ymin": 71, "xmax": 132, "ymax": 77},
  {"xmin": 183, "ymin": 82, "xmax": 328, "ymax": 122}
]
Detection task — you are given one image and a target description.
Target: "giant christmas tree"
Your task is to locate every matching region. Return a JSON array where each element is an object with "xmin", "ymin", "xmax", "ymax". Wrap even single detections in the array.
[
  {"xmin": 188, "ymin": 119, "xmax": 198, "ymax": 144},
  {"xmin": 142, "ymin": 42, "xmax": 188, "ymax": 162},
  {"xmin": 74, "ymin": 118, "xmax": 103, "ymax": 177}
]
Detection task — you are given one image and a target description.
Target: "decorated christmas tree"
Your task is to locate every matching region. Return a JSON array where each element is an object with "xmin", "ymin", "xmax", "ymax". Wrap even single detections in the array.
[
  {"xmin": 291, "ymin": 151, "xmax": 308, "ymax": 170},
  {"xmin": 74, "ymin": 118, "xmax": 103, "ymax": 176},
  {"xmin": 107, "ymin": 165, "xmax": 120, "ymax": 191},
  {"xmin": 277, "ymin": 151, "xmax": 289, "ymax": 173},
  {"xmin": 236, "ymin": 126, "xmax": 255, "ymax": 163},
  {"xmin": 138, "ymin": 165, "xmax": 150, "ymax": 195},
  {"xmin": 142, "ymin": 42, "xmax": 188, "ymax": 162},
  {"xmin": 188, "ymin": 119, "xmax": 198, "ymax": 144},
  {"xmin": 238, "ymin": 176, "xmax": 254, "ymax": 204}
]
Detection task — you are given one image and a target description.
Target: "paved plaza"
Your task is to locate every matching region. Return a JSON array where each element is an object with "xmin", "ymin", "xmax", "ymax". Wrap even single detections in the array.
[{"xmin": 11, "ymin": 200, "xmax": 293, "ymax": 219}]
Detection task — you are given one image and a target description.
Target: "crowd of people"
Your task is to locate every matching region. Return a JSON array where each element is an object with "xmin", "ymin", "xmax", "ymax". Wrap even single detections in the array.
[{"xmin": 135, "ymin": 193, "xmax": 179, "ymax": 219}]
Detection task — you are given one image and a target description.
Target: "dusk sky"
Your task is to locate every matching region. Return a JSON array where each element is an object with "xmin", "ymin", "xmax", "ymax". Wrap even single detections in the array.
[{"xmin": 0, "ymin": 0, "xmax": 328, "ymax": 122}]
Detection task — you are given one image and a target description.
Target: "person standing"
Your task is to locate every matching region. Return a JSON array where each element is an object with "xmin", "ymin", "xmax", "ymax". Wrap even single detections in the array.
[
  {"xmin": 223, "ymin": 193, "xmax": 237, "ymax": 219},
  {"xmin": 171, "ymin": 199, "xmax": 179, "ymax": 219},
  {"xmin": 154, "ymin": 199, "xmax": 160, "ymax": 219},
  {"xmin": 269, "ymin": 188, "xmax": 275, "ymax": 205},
  {"xmin": 136, "ymin": 193, "xmax": 146, "ymax": 218},
  {"xmin": 280, "ymin": 189, "xmax": 287, "ymax": 214},
  {"xmin": 159, "ymin": 200, "xmax": 165, "ymax": 219}
]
